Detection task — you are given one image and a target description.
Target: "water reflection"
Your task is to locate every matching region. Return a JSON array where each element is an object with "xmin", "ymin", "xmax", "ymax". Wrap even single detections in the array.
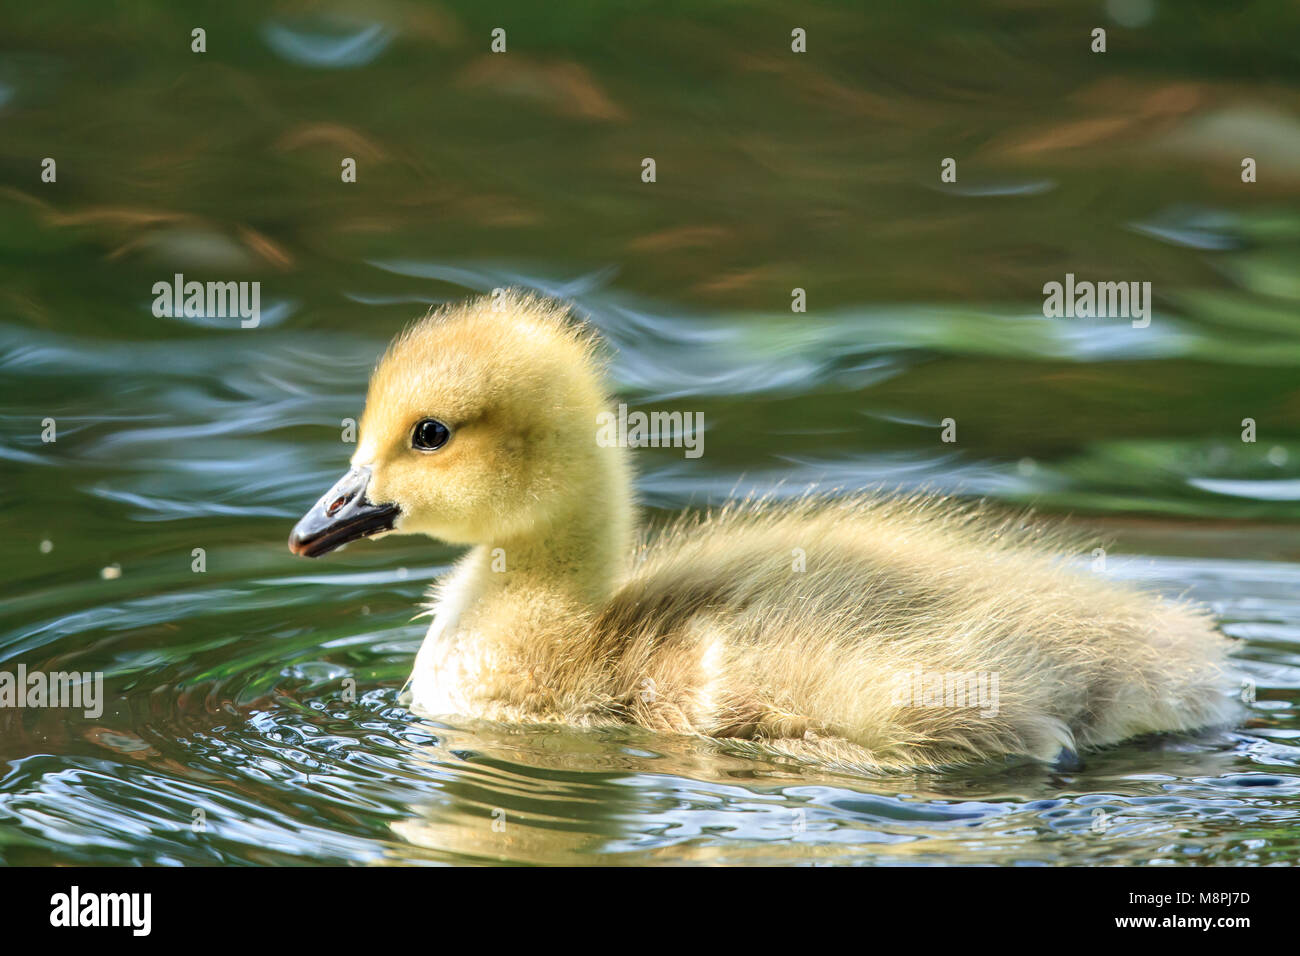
[{"xmin": 262, "ymin": 18, "xmax": 396, "ymax": 70}]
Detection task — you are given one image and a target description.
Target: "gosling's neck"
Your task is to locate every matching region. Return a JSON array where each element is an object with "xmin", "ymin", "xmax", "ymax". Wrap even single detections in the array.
[
  {"xmin": 462, "ymin": 447, "xmax": 634, "ymax": 611},
  {"xmin": 411, "ymin": 447, "xmax": 634, "ymax": 715}
]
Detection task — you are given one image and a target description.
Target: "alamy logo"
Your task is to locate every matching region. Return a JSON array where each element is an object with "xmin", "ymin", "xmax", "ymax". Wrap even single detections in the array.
[
  {"xmin": 889, "ymin": 666, "xmax": 1000, "ymax": 717},
  {"xmin": 152, "ymin": 273, "xmax": 261, "ymax": 328},
  {"xmin": 1042, "ymin": 273, "xmax": 1151, "ymax": 328},
  {"xmin": 596, "ymin": 403, "xmax": 704, "ymax": 459},
  {"xmin": 0, "ymin": 665, "xmax": 103, "ymax": 718},
  {"xmin": 50, "ymin": 886, "xmax": 151, "ymax": 936}
]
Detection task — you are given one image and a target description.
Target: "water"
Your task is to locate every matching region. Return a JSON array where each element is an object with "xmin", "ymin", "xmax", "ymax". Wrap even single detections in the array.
[{"xmin": 2, "ymin": 1, "xmax": 1299, "ymax": 865}]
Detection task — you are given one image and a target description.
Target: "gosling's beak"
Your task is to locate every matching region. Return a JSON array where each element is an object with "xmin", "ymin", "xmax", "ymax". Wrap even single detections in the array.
[{"xmin": 288, "ymin": 465, "xmax": 400, "ymax": 558}]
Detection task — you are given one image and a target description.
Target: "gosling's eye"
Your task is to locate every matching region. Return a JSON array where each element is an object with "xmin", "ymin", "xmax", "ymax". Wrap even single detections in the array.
[{"xmin": 412, "ymin": 418, "xmax": 451, "ymax": 451}]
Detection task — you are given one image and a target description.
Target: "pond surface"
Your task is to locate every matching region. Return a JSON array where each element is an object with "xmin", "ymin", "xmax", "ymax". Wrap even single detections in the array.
[{"xmin": 2, "ymin": 1, "xmax": 1299, "ymax": 865}]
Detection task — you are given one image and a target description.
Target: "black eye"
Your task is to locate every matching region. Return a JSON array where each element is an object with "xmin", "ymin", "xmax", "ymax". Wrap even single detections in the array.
[{"xmin": 412, "ymin": 418, "xmax": 451, "ymax": 451}]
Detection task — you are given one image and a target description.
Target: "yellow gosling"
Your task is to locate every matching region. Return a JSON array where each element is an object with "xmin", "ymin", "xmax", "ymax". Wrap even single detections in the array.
[{"xmin": 289, "ymin": 292, "xmax": 1236, "ymax": 773}]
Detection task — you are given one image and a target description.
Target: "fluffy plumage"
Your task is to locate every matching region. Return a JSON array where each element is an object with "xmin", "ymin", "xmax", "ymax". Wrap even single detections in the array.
[{"xmin": 329, "ymin": 292, "xmax": 1236, "ymax": 773}]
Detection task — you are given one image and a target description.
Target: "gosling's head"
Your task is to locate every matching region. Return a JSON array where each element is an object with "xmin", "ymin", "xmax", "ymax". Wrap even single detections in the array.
[{"xmin": 289, "ymin": 292, "xmax": 615, "ymax": 557}]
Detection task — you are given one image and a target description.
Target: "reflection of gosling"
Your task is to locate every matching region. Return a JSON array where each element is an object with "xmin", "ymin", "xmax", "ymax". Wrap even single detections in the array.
[{"xmin": 290, "ymin": 293, "xmax": 1236, "ymax": 772}]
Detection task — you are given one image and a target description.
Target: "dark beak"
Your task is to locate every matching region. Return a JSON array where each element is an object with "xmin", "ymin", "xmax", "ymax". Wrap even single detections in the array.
[{"xmin": 288, "ymin": 465, "xmax": 400, "ymax": 558}]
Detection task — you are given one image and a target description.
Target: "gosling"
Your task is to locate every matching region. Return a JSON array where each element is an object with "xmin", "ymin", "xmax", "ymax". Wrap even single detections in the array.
[{"xmin": 289, "ymin": 292, "xmax": 1236, "ymax": 773}]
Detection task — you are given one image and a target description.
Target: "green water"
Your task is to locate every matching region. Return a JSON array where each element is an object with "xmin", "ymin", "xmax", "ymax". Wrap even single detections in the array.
[{"xmin": 2, "ymin": 1, "xmax": 1299, "ymax": 865}]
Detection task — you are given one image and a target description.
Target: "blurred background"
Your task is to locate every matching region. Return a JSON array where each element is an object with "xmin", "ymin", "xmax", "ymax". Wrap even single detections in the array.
[{"xmin": 1, "ymin": 0, "xmax": 1299, "ymax": 866}]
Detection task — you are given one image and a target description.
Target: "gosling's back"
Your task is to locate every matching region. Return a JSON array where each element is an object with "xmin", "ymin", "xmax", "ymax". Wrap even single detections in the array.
[{"xmin": 590, "ymin": 494, "xmax": 1235, "ymax": 771}]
